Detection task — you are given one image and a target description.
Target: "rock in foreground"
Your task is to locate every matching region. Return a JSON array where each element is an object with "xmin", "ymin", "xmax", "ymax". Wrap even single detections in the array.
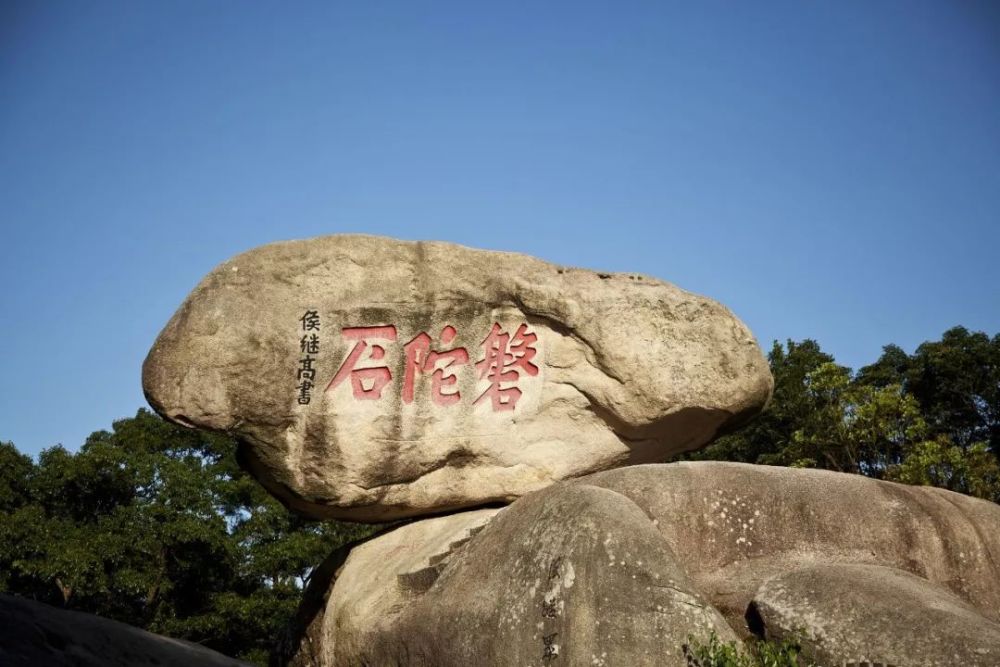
[
  {"xmin": 0, "ymin": 594, "xmax": 250, "ymax": 667},
  {"xmin": 283, "ymin": 463, "xmax": 1000, "ymax": 667},
  {"xmin": 143, "ymin": 235, "xmax": 771, "ymax": 521},
  {"xmin": 580, "ymin": 461, "xmax": 1000, "ymax": 625},
  {"xmin": 286, "ymin": 485, "xmax": 737, "ymax": 667},
  {"xmin": 752, "ymin": 564, "xmax": 1000, "ymax": 666}
]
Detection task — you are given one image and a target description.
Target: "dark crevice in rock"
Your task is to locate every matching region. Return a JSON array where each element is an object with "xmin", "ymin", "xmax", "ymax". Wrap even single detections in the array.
[{"xmin": 744, "ymin": 600, "xmax": 766, "ymax": 640}]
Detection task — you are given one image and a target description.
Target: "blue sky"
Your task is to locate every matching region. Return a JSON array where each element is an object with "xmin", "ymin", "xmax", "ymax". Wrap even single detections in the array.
[{"xmin": 2, "ymin": 1, "xmax": 998, "ymax": 457}]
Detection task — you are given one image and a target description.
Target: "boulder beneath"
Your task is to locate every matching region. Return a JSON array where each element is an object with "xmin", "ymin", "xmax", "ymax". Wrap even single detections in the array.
[
  {"xmin": 283, "ymin": 463, "xmax": 1000, "ymax": 667},
  {"xmin": 579, "ymin": 462, "xmax": 1000, "ymax": 629},
  {"xmin": 288, "ymin": 484, "xmax": 736, "ymax": 667},
  {"xmin": 284, "ymin": 507, "xmax": 502, "ymax": 666},
  {"xmin": 0, "ymin": 594, "xmax": 250, "ymax": 667},
  {"xmin": 751, "ymin": 563, "xmax": 1000, "ymax": 667},
  {"xmin": 143, "ymin": 235, "xmax": 772, "ymax": 521}
]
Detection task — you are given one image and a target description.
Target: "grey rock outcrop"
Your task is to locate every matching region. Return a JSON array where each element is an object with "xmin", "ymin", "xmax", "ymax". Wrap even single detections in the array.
[
  {"xmin": 284, "ymin": 463, "xmax": 1000, "ymax": 667},
  {"xmin": 0, "ymin": 594, "xmax": 251, "ymax": 667},
  {"xmin": 580, "ymin": 462, "xmax": 1000, "ymax": 627},
  {"xmin": 289, "ymin": 484, "xmax": 736, "ymax": 667},
  {"xmin": 751, "ymin": 563, "xmax": 1000, "ymax": 666},
  {"xmin": 143, "ymin": 235, "xmax": 772, "ymax": 521}
]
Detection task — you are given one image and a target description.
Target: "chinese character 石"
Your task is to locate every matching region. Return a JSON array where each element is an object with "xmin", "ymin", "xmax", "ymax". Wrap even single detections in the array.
[
  {"xmin": 300, "ymin": 310, "xmax": 320, "ymax": 331},
  {"xmin": 300, "ymin": 334, "xmax": 320, "ymax": 354},
  {"xmin": 325, "ymin": 326, "xmax": 397, "ymax": 400},
  {"xmin": 402, "ymin": 325, "xmax": 470, "ymax": 406},
  {"xmin": 474, "ymin": 323, "xmax": 539, "ymax": 411}
]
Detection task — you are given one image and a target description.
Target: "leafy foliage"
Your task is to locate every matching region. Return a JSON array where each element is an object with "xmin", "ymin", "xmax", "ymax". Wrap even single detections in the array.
[
  {"xmin": 684, "ymin": 632, "xmax": 809, "ymax": 667},
  {"xmin": 688, "ymin": 327, "xmax": 1000, "ymax": 503},
  {"xmin": 690, "ymin": 339, "xmax": 836, "ymax": 466},
  {"xmin": 888, "ymin": 437, "xmax": 1000, "ymax": 498},
  {"xmin": 0, "ymin": 410, "xmax": 375, "ymax": 664}
]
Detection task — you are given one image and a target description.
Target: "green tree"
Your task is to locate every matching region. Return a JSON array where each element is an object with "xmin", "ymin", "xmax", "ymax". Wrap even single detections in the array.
[
  {"xmin": 690, "ymin": 339, "xmax": 836, "ymax": 465},
  {"xmin": 785, "ymin": 364, "xmax": 927, "ymax": 476},
  {"xmin": 903, "ymin": 327, "xmax": 1000, "ymax": 452},
  {"xmin": 0, "ymin": 410, "xmax": 374, "ymax": 665},
  {"xmin": 888, "ymin": 437, "xmax": 1000, "ymax": 503},
  {"xmin": 854, "ymin": 343, "xmax": 910, "ymax": 388},
  {"xmin": 0, "ymin": 441, "xmax": 33, "ymax": 511},
  {"xmin": 693, "ymin": 328, "xmax": 999, "ymax": 505}
]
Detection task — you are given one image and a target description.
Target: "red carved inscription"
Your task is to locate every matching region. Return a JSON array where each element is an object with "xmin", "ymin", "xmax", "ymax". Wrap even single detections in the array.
[
  {"xmin": 324, "ymin": 323, "xmax": 538, "ymax": 412},
  {"xmin": 402, "ymin": 325, "xmax": 469, "ymax": 406},
  {"xmin": 474, "ymin": 323, "xmax": 540, "ymax": 411},
  {"xmin": 325, "ymin": 326, "xmax": 398, "ymax": 400}
]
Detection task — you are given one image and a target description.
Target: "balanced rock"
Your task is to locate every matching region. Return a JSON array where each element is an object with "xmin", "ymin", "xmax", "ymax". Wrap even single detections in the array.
[
  {"xmin": 143, "ymin": 235, "xmax": 772, "ymax": 521},
  {"xmin": 283, "ymin": 463, "xmax": 1000, "ymax": 666}
]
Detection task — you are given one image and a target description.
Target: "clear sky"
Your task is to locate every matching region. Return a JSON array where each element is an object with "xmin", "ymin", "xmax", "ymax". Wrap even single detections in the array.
[{"xmin": 2, "ymin": 1, "xmax": 998, "ymax": 457}]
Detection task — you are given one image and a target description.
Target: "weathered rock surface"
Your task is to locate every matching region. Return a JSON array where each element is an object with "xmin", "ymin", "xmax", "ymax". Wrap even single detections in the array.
[
  {"xmin": 0, "ymin": 593, "xmax": 250, "ymax": 667},
  {"xmin": 284, "ymin": 463, "xmax": 1000, "ymax": 667},
  {"xmin": 751, "ymin": 563, "xmax": 1000, "ymax": 667},
  {"xmin": 143, "ymin": 235, "xmax": 772, "ymax": 521},
  {"xmin": 288, "ymin": 484, "xmax": 736, "ymax": 667},
  {"xmin": 580, "ymin": 462, "xmax": 1000, "ymax": 628}
]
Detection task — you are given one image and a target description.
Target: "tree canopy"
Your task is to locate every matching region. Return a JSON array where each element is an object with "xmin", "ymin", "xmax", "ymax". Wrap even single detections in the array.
[
  {"xmin": 689, "ymin": 326, "xmax": 1000, "ymax": 503},
  {"xmin": 0, "ymin": 410, "xmax": 374, "ymax": 665}
]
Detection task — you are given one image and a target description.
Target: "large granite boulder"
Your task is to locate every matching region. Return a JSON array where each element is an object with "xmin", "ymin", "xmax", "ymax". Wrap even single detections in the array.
[
  {"xmin": 751, "ymin": 563, "xmax": 1000, "ymax": 666},
  {"xmin": 285, "ymin": 484, "xmax": 737, "ymax": 667},
  {"xmin": 143, "ymin": 235, "xmax": 772, "ymax": 521},
  {"xmin": 0, "ymin": 594, "xmax": 250, "ymax": 667},
  {"xmin": 283, "ymin": 463, "xmax": 1000, "ymax": 666},
  {"xmin": 580, "ymin": 462, "xmax": 1000, "ymax": 627}
]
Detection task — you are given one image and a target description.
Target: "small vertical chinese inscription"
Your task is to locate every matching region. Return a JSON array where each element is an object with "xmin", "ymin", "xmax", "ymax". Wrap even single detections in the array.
[{"xmin": 297, "ymin": 310, "xmax": 321, "ymax": 405}]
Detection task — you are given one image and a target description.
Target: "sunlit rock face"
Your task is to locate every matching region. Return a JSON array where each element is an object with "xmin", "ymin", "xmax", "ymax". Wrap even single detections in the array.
[
  {"xmin": 282, "ymin": 463, "xmax": 1000, "ymax": 667},
  {"xmin": 284, "ymin": 484, "xmax": 738, "ymax": 667},
  {"xmin": 143, "ymin": 235, "xmax": 772, "ymax": 521},
  {"xmin": 751, "ymin": 564, "xmax": 1000, "ymax": 667}
]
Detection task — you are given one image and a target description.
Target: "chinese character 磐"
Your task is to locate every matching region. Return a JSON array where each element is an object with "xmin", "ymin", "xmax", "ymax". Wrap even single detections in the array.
[
  {"xmin": 402, "ymin": 325, "xmax": 470, "ymax": 406},
  {"xmin": 300, "ymin": 310, "xmax": 320, "ymax": 331},
  {"xmin": 474, "ymin": 323, "xmax": 539, "ymax": 411},
  {"xmin": 325, "ymin": 326, "xmax": 397, "ymax": 400}
]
